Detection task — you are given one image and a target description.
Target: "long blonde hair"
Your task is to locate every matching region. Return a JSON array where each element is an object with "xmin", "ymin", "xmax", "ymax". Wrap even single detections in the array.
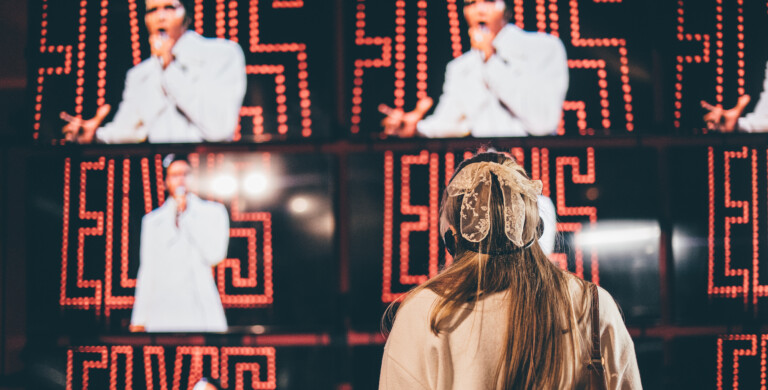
[{"xmin": 386, "ymin": 151, "xmax": 590, "ymax": 389}]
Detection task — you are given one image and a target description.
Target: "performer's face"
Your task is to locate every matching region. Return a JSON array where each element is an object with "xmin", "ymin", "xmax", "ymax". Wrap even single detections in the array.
[
  {"xmin": 166, "ymin": 160, "xmax": 191, "ymax": 198},
  {"xmin": 463, "ymin": 0, "xmax": 507, "ymax": 36},
  {"xmin": 145, "ymin": 0, "xmax": 188, "ymax": 41}
]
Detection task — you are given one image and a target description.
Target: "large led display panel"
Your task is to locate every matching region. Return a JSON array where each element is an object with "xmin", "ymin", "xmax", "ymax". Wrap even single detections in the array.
[
  {"xmin": 346, "ymin": 0, "xmax": 653, "ymax": 138},
  {"xmin": 25, "ymin": 344, "xmax": 341, "ymax": 390},
  {"xmin": 671, "ymin": 145, "xmax": 768, "ymax": 324},
  {"xmin": 31, "ymin": 0, "xmax": 768, "ymax": 143},
  {"xmin": 347, "ymin": 146, "xmax": 661, "ymax": 331},
  {"xmin": 27, "ymin": 151, "xmax": 338, "ymax": 334},
  {"xmin": 29, "ymin": 0, "xmax": 335, "ymax": 144},
  {"xmin": 666, "ymin": 334, "xmax": 768, "ymax": 390}
]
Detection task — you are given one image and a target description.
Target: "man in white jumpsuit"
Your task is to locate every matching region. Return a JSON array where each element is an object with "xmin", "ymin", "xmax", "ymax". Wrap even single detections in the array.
[
  {"xmin": 61, "ymin": 0, "xmax": 246, "ymax": 143},
  {"xmin": 381, "ymin": 0, "xmax": 568, "ymax": 138},
  {"xmin": 130, "ymin": 156, "xmax": 229, "ymax": 332}
]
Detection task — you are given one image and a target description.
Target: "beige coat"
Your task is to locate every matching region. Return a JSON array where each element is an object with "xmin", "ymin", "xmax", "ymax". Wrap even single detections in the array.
[{"xmin": 380, "ymin": 278, "xmax": 642, "ymax": 389}]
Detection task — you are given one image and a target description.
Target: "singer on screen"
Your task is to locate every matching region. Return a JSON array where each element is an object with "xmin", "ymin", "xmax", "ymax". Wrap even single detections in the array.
[
  {"xmin": 61, "ymin": 0, "xmax": 246, "ymax": 144},
  {"xmin": 130, "ymin": 155, "xmax": 229, "ymax": 332},
  {"xmin": 380, "ymin": 0, "xmax": 569, "ymax": 138}
]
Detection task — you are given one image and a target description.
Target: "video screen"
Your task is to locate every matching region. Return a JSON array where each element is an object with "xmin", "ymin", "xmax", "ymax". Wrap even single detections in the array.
[
  {"xmin": 27, "ymin": 151, "xmax": 338, "ymax": 334},
  {"xmin": 31, "ymin": 0, "xmax": 768, "ymax": 143},
  {"xmin": 346, "ymin": 146, "xmax": 661, "ymax": 331},
  {"xmin": 29, "ymin": 0, "xmax": 335, "ymax": 144}
]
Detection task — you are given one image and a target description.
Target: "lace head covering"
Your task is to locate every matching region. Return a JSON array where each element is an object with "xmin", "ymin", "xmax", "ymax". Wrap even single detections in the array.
[{"xmin": 440, "ymin": 158, "xmax": 543, "ymax": 250}]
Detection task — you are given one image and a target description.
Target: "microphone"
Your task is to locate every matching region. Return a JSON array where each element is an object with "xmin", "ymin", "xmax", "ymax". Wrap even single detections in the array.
[
  {"xmin": 473, "ymin": 23, "xmax": 490, "ymax": 43},
  {"xmin": 153, "ymin": 31, "xmax": 169, "ymax": 52}
]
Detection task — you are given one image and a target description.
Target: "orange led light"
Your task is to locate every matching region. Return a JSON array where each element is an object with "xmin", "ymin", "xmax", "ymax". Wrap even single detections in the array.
[
  {"xmin": 239, "ymin": 65, "xmax": 290, "ymax": 138},
  {"xmin": 446, "ymin": 0, "xmax": 463, "ymax": 58},
  {"xmin": 350, "ymin": 0, "xmax": 393, "ymax": 133},
  {"xmin": 143, "ymin": 346, "xmax": 168, "ymax": 390},
  {"xmin": 172, "ymin": 346, "xmax": 220, "ymax": 390},
  {"xmin": 568, "ymin": 0, "xmax": 633, "ymax": 131},
  {"xmin": 67, "ymin": 346, "xmax": 108, "ymax": 390},
  {"xmin": 33, "ymin": 0, "xmax": 73, "ymax": 141},
  {"xmin": 555, "ymin": 148, "xmax": 599, "ymax": 283},
  {"xmin": 69, "ymin": 345, "xmax": 277, "ymax": 389},
  {"xmin": 382, "ymin": 151, "xmax": 441, "ymax": 302},
  {"xmin": 247, "ymin": 0, "xmax": 312, "ymax": 137},
  {"xmin": 707, "ymin": 147, "xmax": 761, "ymax": 305},
  {"xmin": 220, "ymin": 347, "xmax": 277, "ymax": 389},
  {"xmin": 717, "ymin": 334, "xmax": 759, "ymax": 390}
]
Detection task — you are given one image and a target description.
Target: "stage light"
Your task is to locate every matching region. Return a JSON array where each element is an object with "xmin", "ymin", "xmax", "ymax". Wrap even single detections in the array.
[
  {"xmin": 244, "ymin": 172, "xmax": 271, "ymax": 197},
  {"xmin": 211, "ymin": 174, "xmax": 238, "ymax": 197},
  {"xmin": 575, "ymin": 220, "xmax": 660, "ymax": 250},
  {"xmin": 289, "ymin": 196, "xmax": 309, "ymax": 214}
]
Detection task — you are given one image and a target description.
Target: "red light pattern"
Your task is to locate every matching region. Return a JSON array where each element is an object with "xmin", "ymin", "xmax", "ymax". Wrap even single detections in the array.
[
  {"xmin": 717, "ymin": 334, "xmax": 765, "ymax": 390},
  {"xmin": 220, "ymin": 347, "xmax": 276, "ymax": 389},
  {"xmin": 110, "ymin": 346, "xmax": 134, "ymax": 389},
  {"xmin": 383, "ymin": 151, "xmax": 395, "ymax": 300},
  {"xmin": 68, "ymin": 346, "xmax": 276, "ymax": 390},
  {"xmin": 567, "ymin": 1, "xmax": 633, "ymax": 132},
  {"xmin": 60, "ymin": 155, "xmax": 274, "ymax": 315},
  {"xmin": 74, "ymin": 0, "xmax": 89, "ymax": 116},
  {"xmin": 245, "ymin": 0, "xmax": 312, "ymax": 138},
  {"xmin": 216, "ymin": 0, "xmax": 226, "ymax": 38},
  {"xmin": 559, "ymin": 101, "xmax": 588, "ymax": 136},
  {"xmin": 67, "ymin": 346, "xmax": 108, "ymax": 390},
  {"xmin": 96, "ymin": 0, "xmax": 109, "ymax": 107},
  {"xmin": 707, "ymin": 147, "xmax": 762, "ymax": 305},
  {"xmin": 62, "ymin": 158, "xmax": 109, "ymax": 312},
  {"xmin": 382, "ymin": 151, "xmax": 440, "ymax": 302},
  {"xmin": 143, "ymin": 346, "xmax": 168, "ymax": 390},
  {"xmin": 154, "ymin": 154, "xmax": 165, "ymax": 207},
  {"xmin": 554, "ymin": 147, "xmax": 598, "ymax": 283},
  {"xmin": 194, "ymin": 0, "xmax": 204, "ymax": 34},
  {"xmin": 513, "ymin": 0, "xmax": 525, "ymax": 28},
  {"xmin": 393, "ymin": 0, "xmax": 409, "ymax": 107},
  {"xmin": 674, "ymin": 0, "xmax": 745, "ymax": 128},
  {"xmin": 229, "ymin": 0, "xmax": 239, "ymax": 42},
  {"xmin": 120, "ymin": 159, "xmax": 135, "ymax": 289},
  {"xmin": 382, "ymin": 148, "xmax": 601, "ymax": 301},
  {"xmin": 33, "ymin": 0, "xmax": 74, "ymax": 140},
  {"xmin": 350, "ymin": 0, "xmax": 393, "ymax": 134},
  {"xmin": 445, "ymin": 0, "xmax": 462, "ymax": 58},
  {"xmin": 567, "ymin": 60, "xmax": 610, "ymax": 130},
  {"xmin": 127, "ymin": 1, "xmax": 141, "ymax": 72},
  {"xmin": 173, "ymin": 346, "xmax": 219, "ymax": 390},
  {"xmin": 238, "ymin": 65, "xmax": 289, "ymax": 139},
  {"xmin": 273, "ymin": 0, "xmax": 303, "ymax": 8}
]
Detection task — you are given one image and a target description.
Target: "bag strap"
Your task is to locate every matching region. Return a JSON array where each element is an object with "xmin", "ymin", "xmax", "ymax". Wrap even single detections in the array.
[{"xmin": 588, "ymin": 283, "xmax": 607, "ymax": 389}]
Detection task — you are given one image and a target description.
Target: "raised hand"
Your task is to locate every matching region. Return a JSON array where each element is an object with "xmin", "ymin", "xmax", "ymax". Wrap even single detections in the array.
[
  {"xmin": 379, "ymin": 97, "xmax": 434, "ymax": 138},
  {"xmin": 60, "ymin": 104, "xmax": 112, "ymax": 143},
  {"xmin": 701, "ymin": 95, "xmax": 751, "ymax": 133}
]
